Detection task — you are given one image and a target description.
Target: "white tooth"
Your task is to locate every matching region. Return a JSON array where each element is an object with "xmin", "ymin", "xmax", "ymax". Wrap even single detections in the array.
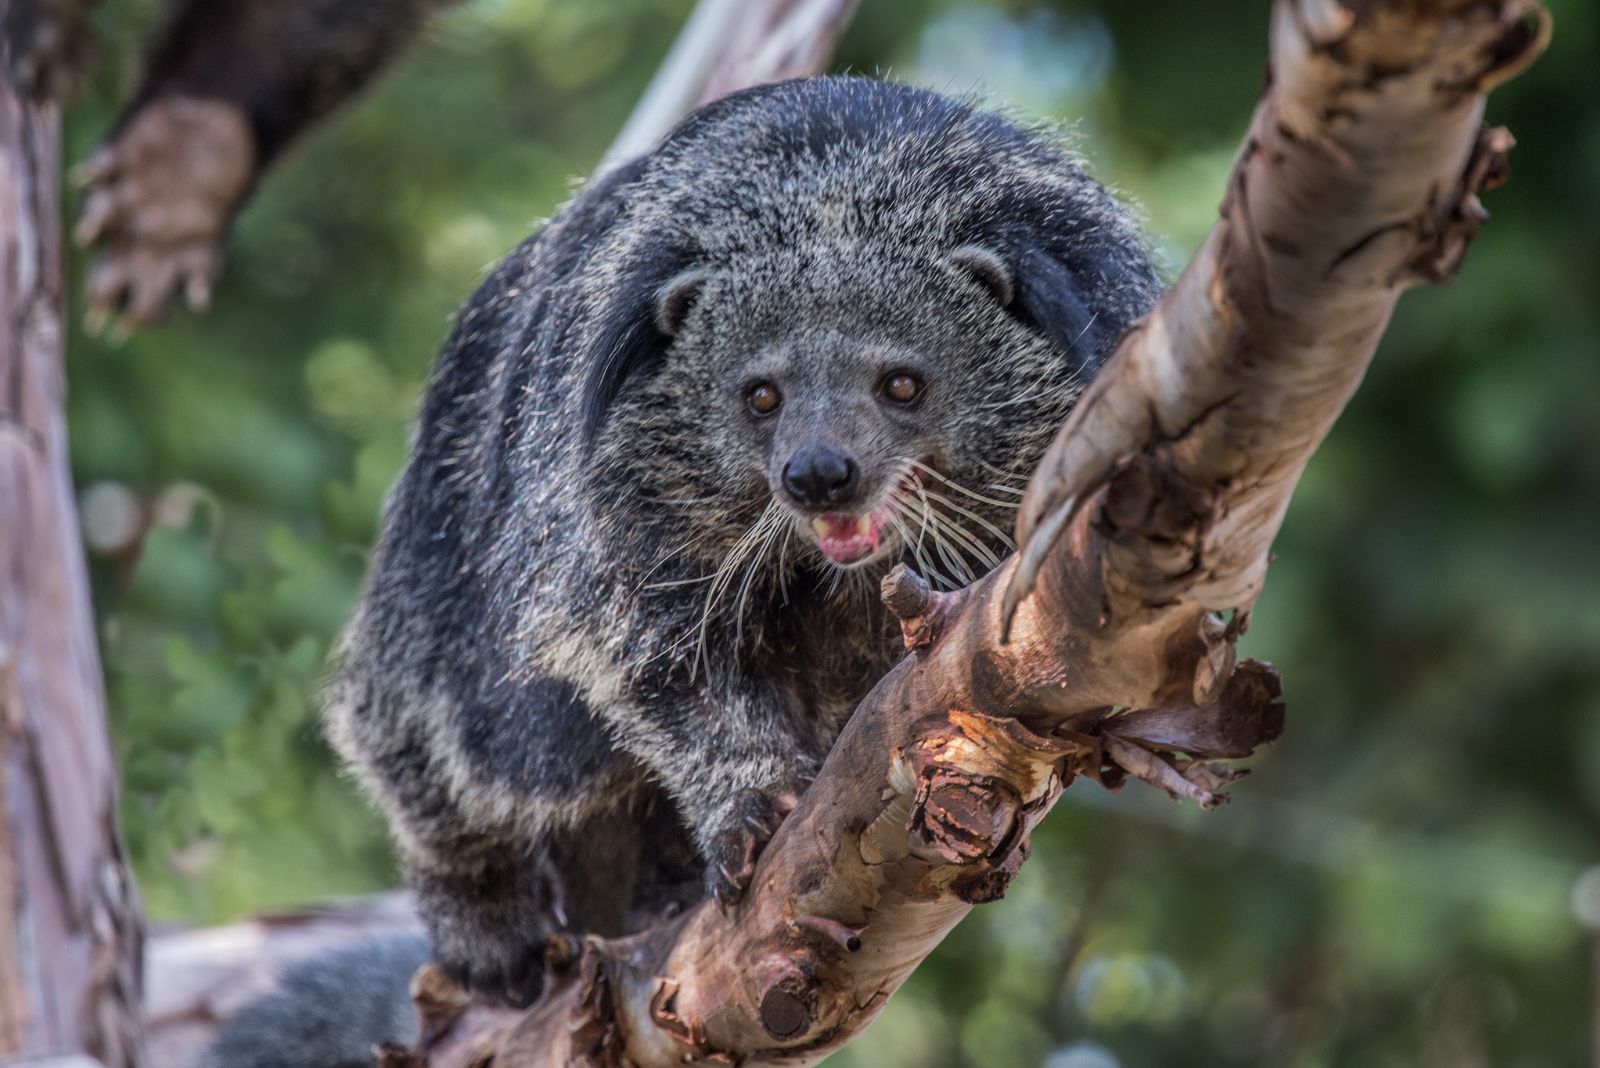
[
  {"xmin": 854, "ymin": 515, "xmax": 871, "ymax": 536},
  {"xmin": 812, "ymin": 517, "xmax": 829, "ymax": 538}
]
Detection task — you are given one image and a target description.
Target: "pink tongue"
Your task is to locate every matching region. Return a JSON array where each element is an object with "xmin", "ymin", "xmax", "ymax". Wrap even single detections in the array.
[{"xmin": 816, "ymin": 514, "xmax": 879, "ymax": 564}]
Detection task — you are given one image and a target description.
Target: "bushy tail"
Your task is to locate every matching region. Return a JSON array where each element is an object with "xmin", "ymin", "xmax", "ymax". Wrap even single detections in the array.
[{"xmin": 200, "ymin": 933, "xmax": 430, "ymax": 1068}]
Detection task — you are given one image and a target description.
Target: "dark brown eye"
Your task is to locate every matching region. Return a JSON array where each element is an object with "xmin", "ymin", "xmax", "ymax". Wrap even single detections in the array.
[
  {"xmin": 881, "ymin": 371, "xmax": 924, "ymax": 404},
  {"xmin": 747, "ymin": 381, "xmax": 782, "ymax": 416}
]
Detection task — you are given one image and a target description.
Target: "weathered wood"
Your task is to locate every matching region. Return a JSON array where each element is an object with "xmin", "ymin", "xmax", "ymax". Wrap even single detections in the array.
[{"xmin": 0, "ymin": 27, "xmax": 145, "ymax": 1068}]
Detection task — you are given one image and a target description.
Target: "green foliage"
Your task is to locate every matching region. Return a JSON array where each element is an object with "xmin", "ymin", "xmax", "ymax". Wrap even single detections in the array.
[{"xmin": 63, "ymin": 1, "xmax": 1599, "ymax": 1064}]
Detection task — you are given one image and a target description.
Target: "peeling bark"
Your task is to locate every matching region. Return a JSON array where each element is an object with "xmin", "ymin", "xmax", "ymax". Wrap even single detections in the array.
[
  {"xmin": 402, "ymin": 2, "xmax": 1550, "ymax": 1065},
  {"xmin": 0, "ymin": 31, "xmax": 145, "ymax": 1068}
]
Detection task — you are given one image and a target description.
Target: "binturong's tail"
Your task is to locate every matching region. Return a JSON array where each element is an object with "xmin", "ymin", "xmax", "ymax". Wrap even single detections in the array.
[{"xmin": 200, "ymin": 932, "xmax": 430, "ymax": 1068}]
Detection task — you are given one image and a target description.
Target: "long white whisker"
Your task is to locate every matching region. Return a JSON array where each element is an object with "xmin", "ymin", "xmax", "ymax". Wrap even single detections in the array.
[
  {"xmin": 644, "ymin": 493, "xmax": 724, "ymax": 508},
  {"xmin": 733, "ymin": 508, "xmax": 785, "ymax": 652},
  {"xmin": 636, "ymin": 518, "xmax": 736, "ymax": 594},
  {"xmin": 908, "ymin": 459, "xmax": 1022, "ymax": 512},
  {"xmin": 775, "ymin": 522, "xmax": 793, "ymax": 606},
  {"xmin": 645, "ymin": 574, "xmax": 719, "ymax": 589},
  {"xmin": 916, "ymin": 486, "xmax": 1015, "ymax": 550},
  {"xmin": 928, "ymin": 523, "xmax": 976, "ymax": 586},
  {"xmin": 926, "ymin": 507, "xmax": 1000, "ymax": 570},
  {"xmin": 976, "ymin": 456, "xmax": 1031, "ymax": 484},
  {"xmin": 688, "ymin": 503, "xmax": 780, "ymax": 679},
  {"xmin": 914, "ymin": 482, "xmax": 982, "ymax": 585},
  {"xmin": 699, "ymin": 515, "xmax": 770, "ymax": 657},
  {"xmin": 885, "ymin": 506, "xmax": 955, "ymax": 590},
  {"xmin": 905, "ymin": 492, "xmax": 966, "ymax": 589},
  {"xmin": 886, "ymin": 486, "xmax": 941, "ymax": 579},
  {"xmin": 894, "ymin": 485, "xmax": 931, "ymax": 561}
]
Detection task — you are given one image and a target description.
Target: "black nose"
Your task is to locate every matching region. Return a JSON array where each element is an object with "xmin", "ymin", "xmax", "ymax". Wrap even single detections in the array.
[{"xmin": 782, "ymin": 442, "xmax": 860, "ymax": 507}]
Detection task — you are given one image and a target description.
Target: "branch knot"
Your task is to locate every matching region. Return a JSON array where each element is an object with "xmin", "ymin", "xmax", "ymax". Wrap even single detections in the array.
[{"xmin": 881, "ymin": 564, "xmax": 962, "ymax": 652}]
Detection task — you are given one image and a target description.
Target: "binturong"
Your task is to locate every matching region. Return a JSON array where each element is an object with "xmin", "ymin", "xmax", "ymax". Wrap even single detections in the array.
[{"xmin": 323, "ymin": 75, "xmax": 1161, "ymax": 1010}]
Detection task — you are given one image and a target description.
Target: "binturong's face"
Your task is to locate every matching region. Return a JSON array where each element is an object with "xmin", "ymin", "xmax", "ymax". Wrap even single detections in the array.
[
  {"xmin": 622, "ymin": 242, "xmax": 1093, "ymax": 590},
  {"xmin": 572, "ymin": 80, "xmax": 1161, "ymax": 616}
]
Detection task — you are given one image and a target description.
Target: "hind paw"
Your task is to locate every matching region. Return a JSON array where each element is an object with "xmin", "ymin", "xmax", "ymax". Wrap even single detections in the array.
[
  {"xmin": 423, "ymin": 884, "xmax": 579, "ymax": 1010},
  {"xmin": 432, "ymin": 928, "xmax": 578, "ymax": 1010}
]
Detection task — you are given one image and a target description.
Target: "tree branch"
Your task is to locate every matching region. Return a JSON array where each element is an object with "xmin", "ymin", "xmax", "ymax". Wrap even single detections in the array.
[
  {"xmin": 0, "ymin": 43, "xmax": 146, "ymax": 1068},
  {"xmin": 397, "ymin": 1, "xmax": 1549, "ymax": 1064},
  {"xmin": 599, "ymin": 0, "xmax": 861, "ymax": 173}
]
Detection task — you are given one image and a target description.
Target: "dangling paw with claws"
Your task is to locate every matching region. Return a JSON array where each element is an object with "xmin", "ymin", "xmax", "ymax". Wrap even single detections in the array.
[{"xmin": 74, "ymin": 96, "xmax": 255, "ymax": 332}]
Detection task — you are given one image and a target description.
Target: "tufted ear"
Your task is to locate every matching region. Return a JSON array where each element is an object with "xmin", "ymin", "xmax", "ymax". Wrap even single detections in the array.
[
  {"xmin": 947, "ymin": 244, "xmax": 1015, "ymax": 308},
  {"xmin": 1006, "ymin": 241, "xmax": 1107, "ymax": 370},
  {"xmin": 579, "ymin": 247, "xmax": 698, "ymax": 444},
  {"xmin": 654, "ymin": 268, "xmax": 709, "ymax": 336}
]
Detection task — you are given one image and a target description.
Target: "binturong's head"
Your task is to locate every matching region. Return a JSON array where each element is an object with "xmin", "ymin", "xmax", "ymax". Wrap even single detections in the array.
[
  {"xmin": 640, "ymin": 245, "xmax": 1054, "ymax": 576},
  {"xmin": 577, "ymin": 78, "xmax": 1161, "ymax": 591}
]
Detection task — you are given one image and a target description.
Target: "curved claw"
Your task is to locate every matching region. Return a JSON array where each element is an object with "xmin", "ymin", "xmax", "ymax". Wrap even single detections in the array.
[
  {"xmin": 72, "ymin": 96, "xmax": 254, "ymax": 334},
  {"xmin": 1001, "ymin": 448, "xmax": 1130, "ymax": 642},
  {"xmin": 71, "ymin": 147, "xmax": 119, "ymax": 188},
  {"xmin": 1001, "ymin": 492, "xmax": 1083, "ymax": 642},
  {"xmin": 714, "ymin": 862, "xmax": 746, "ymax": 908},
  {"xmin": 73, "ymin": 185, "xmax": 121, "ymax": 247},
  {"xmin": 705, "ymin": 784, "xmax": 805, "ymax": 908}
]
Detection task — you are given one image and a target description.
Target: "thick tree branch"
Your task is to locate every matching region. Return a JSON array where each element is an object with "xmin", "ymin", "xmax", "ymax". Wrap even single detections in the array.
[
  {"xmin": 600, "ymin": 0, "xmax": 861, "ymax": 173},
  {"xmin": 396, "ymin": 2, "xmax": 1549, "ymax": 1065},
  {"xmin": 1, "ymin": 42, "xmax": 145, "ymax": 1068}
]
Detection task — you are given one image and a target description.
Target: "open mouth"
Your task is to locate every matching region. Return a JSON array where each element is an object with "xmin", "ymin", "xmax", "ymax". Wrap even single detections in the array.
[
  {"xmin": 811, "ymin": 511, "xmax": 885, "ymax": 565},
  {"xmin": 793, "ymin": 461, "xmax": 933, "ymax": 568},
  {"xmin": 808, "ymin": 479, "xmax": 920, "ymax": 567}
]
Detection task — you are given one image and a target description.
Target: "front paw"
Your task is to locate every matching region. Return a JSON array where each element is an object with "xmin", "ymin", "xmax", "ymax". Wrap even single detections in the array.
[
  {"xmin": 704, "ymin": 786, "xmax": 802, "ymax": 908},
  {"xmin": 73, "ymin": 96, "xmax": 255, "ymax": 331}
]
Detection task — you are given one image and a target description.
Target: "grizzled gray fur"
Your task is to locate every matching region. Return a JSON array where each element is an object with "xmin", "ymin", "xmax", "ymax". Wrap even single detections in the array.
[{"xmin": 326, "ymin": 76, "xmax": 1160, "ymax": 1008}]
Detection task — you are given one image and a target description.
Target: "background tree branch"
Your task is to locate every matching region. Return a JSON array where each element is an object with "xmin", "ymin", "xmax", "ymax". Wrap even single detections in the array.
[
  {"xmin": 601, "ymin": 0, "xmax": 862, "ymax": 173},
  {"xmin": 399, "ymin": 2, "xmax": 1551, "ymax": 1065},
  {"xmin": 0, "ymin": 29, "xmax": 145, "ymax": 1068}
]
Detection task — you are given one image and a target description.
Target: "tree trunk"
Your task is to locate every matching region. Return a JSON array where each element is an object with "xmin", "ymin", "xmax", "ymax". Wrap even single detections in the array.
[
  {"xmin": 0, "ymin": 32, "xmax": 146, "ymax": 1068},
  {"xmin": 398, "ymin": 1, "xmax": 1551, "ymax": 1065}
]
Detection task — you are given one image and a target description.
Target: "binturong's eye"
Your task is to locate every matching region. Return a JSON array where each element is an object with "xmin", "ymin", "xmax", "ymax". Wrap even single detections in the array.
[
  {"xmin": 747, "ymin": 381, "xmax": 782, "ymax": 417},
  {"xmin": 880, "ymin": 370, "xmax": 925, "ymax": 405}
]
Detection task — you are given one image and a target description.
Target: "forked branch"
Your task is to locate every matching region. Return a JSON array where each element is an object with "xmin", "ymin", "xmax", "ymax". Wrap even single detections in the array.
[{"xmin": 401, "ymin": 2, "xmax": 1549, "ymax": 1065}]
